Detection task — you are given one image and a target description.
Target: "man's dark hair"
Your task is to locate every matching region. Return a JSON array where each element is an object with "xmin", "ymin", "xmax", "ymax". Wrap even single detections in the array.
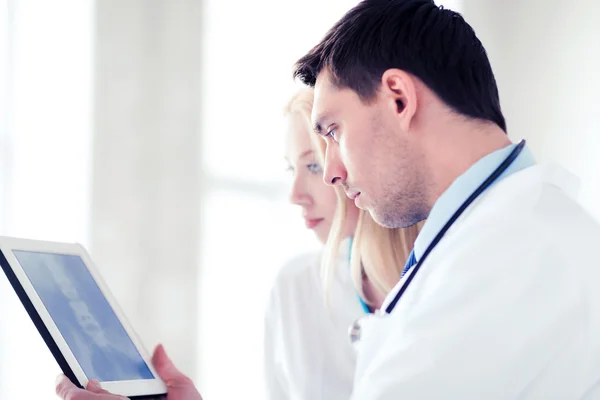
[{"xmin": 293, "ymin": 0, "xmax": 506, "ymax": 132}]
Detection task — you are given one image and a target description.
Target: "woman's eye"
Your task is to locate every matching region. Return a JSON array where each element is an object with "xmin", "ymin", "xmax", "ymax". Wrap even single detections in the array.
[{"xmin": 307, "ymin": 163, "xmax": 323, "ymax": 174}]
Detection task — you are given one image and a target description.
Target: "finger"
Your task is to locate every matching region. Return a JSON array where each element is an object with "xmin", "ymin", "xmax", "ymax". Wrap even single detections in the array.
[
  {"xmin": 152, "ymin": 344, "xmax": 191, "ymax": 386},
  {"xmin": 86, "ymin": 380, "xmax": 110, "ymax": 394},
  {"xmin": 56, "ymin": 374, "xmax": 82, "ymax": 399},
  {"xmin": 56, "ymin": 375, "xmax": 127, "ymax": 400},
  {"xmin": 152, "ymin": 344, "xmax": 176, "ymax": 379},
  {"xmin": 87, "ymin": 380, "xmax": 129, "ymax": 399}
]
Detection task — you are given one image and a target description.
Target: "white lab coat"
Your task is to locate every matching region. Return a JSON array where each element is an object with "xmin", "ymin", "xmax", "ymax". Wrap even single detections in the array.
[
  {"xmin": 352, "ymin": 164, "xmax": 600, "ymax": 399},
  {"xmin": 264, "ymin": 243, "xmax": 364, "ymax": 400}
]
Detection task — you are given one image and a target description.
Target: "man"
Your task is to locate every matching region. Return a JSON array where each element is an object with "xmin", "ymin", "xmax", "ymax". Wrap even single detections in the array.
[
  {"xmin": 292, "ymin": 0, "xmax": 600, "ymax": 398},
  {"xmin": 56, "ymin": 0, "xmax": 600, "ymax": 399}
]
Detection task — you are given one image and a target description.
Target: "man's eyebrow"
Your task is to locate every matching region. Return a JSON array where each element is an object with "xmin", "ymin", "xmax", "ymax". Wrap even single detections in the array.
[
  {"xmin": 313, "ymin": 121, "xmax": 323, "ymax": 135},
  {"xmin": 312, "ymin": 112, "xmax": 329, "ymax": 135}
]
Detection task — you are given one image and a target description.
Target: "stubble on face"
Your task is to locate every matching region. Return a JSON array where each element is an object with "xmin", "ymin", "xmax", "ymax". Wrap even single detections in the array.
[{"xmin": 365, "ymin": 109, "xmax": 430, "ymax": 229}]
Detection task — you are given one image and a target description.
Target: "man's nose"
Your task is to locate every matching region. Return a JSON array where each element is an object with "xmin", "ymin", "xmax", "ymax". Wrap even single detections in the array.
[{"xmin": 323, "ymin": 145, "xmax": 346, "ymax": 186}]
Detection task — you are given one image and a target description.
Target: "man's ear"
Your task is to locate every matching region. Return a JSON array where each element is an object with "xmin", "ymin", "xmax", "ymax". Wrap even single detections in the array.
[{"xmin": 381, "ymin": 69, "xmax": 417, "ymax": 132}]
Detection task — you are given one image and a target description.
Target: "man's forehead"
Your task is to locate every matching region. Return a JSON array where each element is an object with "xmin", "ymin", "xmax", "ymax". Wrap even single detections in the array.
[
  {"xmin": 314, "ymin": 71, "xmax": 338, "ymax": 100},
  {"xmin": 312, "ymin": 72, "xmax": 340, "ymax": 124}
]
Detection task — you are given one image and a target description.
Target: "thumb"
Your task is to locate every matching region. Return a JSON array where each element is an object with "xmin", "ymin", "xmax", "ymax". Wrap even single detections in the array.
[
  {"xmin": 152, "ymin": 344, "xmax": 191, "ymax": 387},
  {"xmin": 87, "ymin": 380, "xmax": 128, "ymax": 399},
  {"xmin": 87, "ymin": 379, "xmax": 110, "ymax": 393}
]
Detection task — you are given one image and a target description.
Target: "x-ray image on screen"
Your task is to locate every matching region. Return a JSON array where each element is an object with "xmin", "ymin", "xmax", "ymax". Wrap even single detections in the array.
[{"xmin": 14, "ymin": 250, "xmax": 154, "ymax": 382}]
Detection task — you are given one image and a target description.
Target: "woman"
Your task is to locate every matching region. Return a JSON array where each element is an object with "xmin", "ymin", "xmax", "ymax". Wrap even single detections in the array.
[{"xmin": 263, "ymin": 87, "xmax": 421, "ymax": 400}]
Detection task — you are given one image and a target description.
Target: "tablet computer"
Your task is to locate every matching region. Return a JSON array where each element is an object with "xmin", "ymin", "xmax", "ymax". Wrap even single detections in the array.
[{"xmin": 0, "ymin": 236, "xmax": 167, "ymax": 399}]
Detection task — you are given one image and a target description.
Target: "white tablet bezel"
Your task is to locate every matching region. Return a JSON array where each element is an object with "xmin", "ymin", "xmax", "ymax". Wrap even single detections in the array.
[{"xmin": 0, "ymin": 236, "xmax": 167, "ymax": 398}]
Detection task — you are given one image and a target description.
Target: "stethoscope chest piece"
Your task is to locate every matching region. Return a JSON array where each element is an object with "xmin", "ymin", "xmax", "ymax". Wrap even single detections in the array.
[
  {"xmin": 348, "ymin": 319, "xmax": 362, "ymax": 345},
  {"xmin": 348, "ymin": 311, "xmax": 385, "ymax": 346}
]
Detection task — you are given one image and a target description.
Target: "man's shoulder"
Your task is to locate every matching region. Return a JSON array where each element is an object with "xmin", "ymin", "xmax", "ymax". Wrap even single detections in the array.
[
  {"xmin": 423, "ymin": 164, "xmax": 596, "ymax": 272},
  {"xmin": 462, "ymin": 163, "xmax": 597, "ymax": 240}
]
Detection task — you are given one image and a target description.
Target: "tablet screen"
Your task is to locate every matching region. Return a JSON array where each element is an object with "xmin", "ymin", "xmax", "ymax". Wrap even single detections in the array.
[{"xmin": 13, "ymin": 250, "xmax": 155, "ymax": 382}]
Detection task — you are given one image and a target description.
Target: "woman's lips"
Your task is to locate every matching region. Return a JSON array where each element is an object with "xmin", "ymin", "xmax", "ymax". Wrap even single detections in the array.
[{"xmin": 305, "ymin": 218, "xmax": 324, "ymax": 229}]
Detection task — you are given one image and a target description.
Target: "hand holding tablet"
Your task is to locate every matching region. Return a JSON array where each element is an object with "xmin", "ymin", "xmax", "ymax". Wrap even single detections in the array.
[
  {"xmin": 0, "ymin": 236, "xmax": 201, "ymax": 399},
  {"xmin": 55, "ymin": 344, "xmax": 203, "ymax": 400}
]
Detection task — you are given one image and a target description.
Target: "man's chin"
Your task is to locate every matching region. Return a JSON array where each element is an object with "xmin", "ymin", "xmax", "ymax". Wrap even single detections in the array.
[
  {"xmin": 374, "ymin": 207, "xmax": 426, "ymax": 229},
  {"xmin": 370, "ymin": 210, "xmax": 397, "ymax": 228}
]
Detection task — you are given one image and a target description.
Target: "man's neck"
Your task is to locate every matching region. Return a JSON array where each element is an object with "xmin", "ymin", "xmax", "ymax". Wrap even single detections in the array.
[{"xmin": 423, "ymin": 122, "xmax": 512, "ymax": 209}]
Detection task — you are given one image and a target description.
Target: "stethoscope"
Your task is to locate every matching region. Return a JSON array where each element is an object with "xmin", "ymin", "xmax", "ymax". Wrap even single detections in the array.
[
  {"xmin": 385, "ymin": 139, "xmax": 526, "ymax": 314},
  {"xmin": 348, "ymin": 140, "xmax": 526, "ymax": 344}
]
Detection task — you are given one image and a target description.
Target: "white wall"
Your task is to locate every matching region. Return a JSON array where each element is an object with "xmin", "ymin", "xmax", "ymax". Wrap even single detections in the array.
[
  {"xmin": 0, "ymin": 0, "xmax": 9, "ymax": 391},
  {"xmin": 0, "ymin": 0, "xmax": 93, "ymax": 398},
  {"xmin": 462, "ymin": 0, "xmax": 600, "ymax": 220},
  {"xmin": 0, "ymin": 0, "xmax": 8, "ymax": 226}
]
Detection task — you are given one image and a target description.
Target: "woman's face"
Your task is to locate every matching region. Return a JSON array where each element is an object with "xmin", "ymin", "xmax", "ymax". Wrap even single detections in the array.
[{"xmin": 285, "ymin": 112, "xmax": 359, "ymax": 244}]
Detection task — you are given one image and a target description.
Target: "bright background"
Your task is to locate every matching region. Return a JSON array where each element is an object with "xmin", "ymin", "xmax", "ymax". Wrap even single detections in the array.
[{"xmin": 0, "ymin": 0, "xmax": 598, "ymax": 399}]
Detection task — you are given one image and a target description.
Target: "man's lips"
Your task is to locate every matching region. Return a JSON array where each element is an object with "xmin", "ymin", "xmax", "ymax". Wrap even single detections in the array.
[{"xmin": 345, "ymin": 190, "xmax": 361, "ymax": 200}]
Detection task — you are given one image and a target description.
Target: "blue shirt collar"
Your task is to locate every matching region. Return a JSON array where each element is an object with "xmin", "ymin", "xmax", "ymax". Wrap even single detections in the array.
[
  {"xmin": 347, "ymin": 237, "xmax": 372, "ymax": 314},
  {"xmin": 414, "ymin": 143, "xmax": 536, "ymax": 260}
]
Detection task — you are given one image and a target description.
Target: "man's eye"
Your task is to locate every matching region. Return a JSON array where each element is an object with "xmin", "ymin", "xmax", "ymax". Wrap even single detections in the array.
[{"xmin": 326, "ymin": 128, "xmax": 338, "ymax": 142}]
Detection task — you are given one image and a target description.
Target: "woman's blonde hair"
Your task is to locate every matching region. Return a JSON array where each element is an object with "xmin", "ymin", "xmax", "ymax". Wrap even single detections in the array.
[
  {"xmin": 283, "ymin": 87, "xmax": 314, "ymax": 127},
  {"xmin": 284, "ymin": 86, "xmax": 422, "ymax": 301}
]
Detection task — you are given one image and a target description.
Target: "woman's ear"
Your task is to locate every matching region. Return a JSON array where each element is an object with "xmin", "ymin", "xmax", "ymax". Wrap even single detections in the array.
[{"xmin": 382, "ymin": 69, "xmax": 417, "ymax": 132}]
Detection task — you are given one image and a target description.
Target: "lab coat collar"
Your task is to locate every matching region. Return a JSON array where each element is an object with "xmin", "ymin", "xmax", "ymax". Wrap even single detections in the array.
[{"xmin": 414, "ymin": 142, "xmax": 536, "ymax": 260}]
